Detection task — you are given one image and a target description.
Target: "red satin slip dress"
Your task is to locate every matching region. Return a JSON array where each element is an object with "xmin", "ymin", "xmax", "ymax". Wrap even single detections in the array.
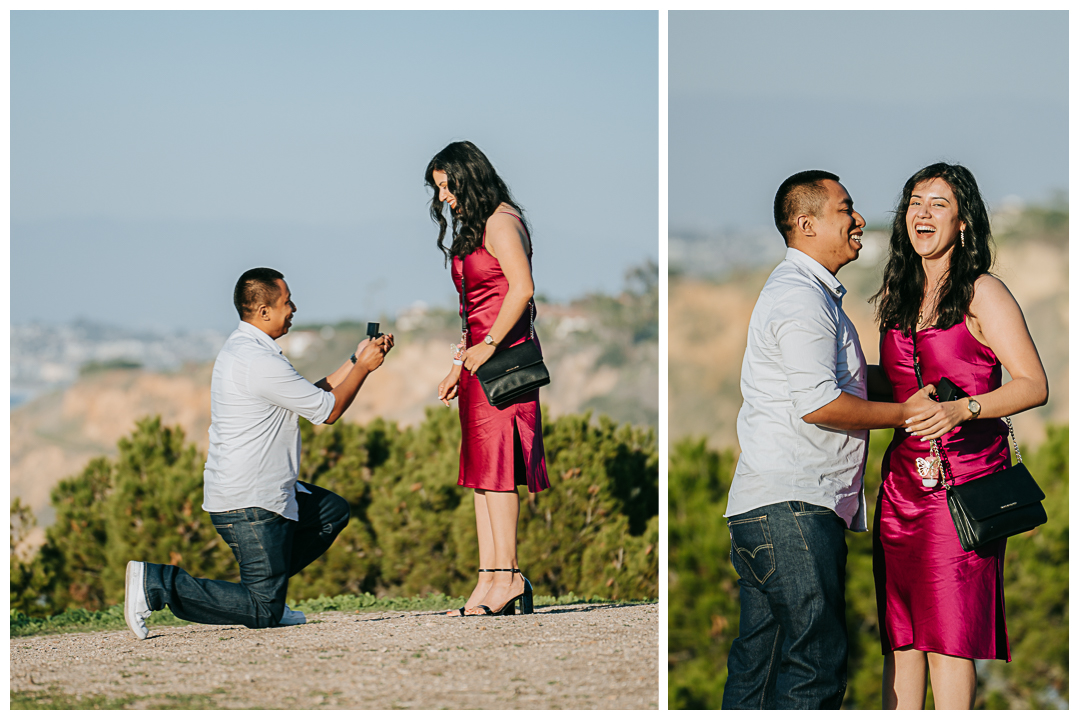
[
  {"xmin": 450, "ymin": 212, "xmax": 550, "ymax": 493},
  {"xmin": 873, "ymin": 320, "xmax": 1010, "ymax": 661}
]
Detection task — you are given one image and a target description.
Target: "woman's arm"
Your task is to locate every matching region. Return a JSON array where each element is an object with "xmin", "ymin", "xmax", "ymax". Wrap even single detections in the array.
[
  {"xmin": 461, "ymin": 212, "xmax": 535, "ymax": 373},
  {"xmin": 437, "ymin": 363, "xmax": 463, "ymax": 407},
  {"xmin": 906, "ymin": 275, "xmax": 1048, "ymax": 440}
]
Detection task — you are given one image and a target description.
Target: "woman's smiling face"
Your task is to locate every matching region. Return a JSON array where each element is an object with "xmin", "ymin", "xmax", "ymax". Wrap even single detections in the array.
[
  {"xmin": 431, "ymin": 169, "xmax": 457, "ymax": 210},
  {"xmin": 906, "ymin": 177, "xmax": 966, "ymax": 260}
]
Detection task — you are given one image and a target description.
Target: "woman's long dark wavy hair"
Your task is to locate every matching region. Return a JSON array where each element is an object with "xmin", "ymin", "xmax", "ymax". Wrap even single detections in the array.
[
  {"xmin": 424, "ymin": 141, "xmax": 528, "ymax": 265},
  {"xmin": 871, "ymin": 163, "xmax": 994, "ymax": 336}
]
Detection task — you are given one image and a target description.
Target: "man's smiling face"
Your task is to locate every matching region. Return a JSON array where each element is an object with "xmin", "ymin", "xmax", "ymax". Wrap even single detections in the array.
[{"xmin": 809, "ymin": 179, "xmax": 866, "ymax": 274}]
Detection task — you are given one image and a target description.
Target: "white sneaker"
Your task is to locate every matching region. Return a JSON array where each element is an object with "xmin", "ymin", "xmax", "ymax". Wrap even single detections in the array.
[
  {"xmin": 278, "ymin": 605, "xmax": 307, "ymax": 626},
  {"xmin": 124, "ymin": 561, "xmax": 152, "ymax": 640}
]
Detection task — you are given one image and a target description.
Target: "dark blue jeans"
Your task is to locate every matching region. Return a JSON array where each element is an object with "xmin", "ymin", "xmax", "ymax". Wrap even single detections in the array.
[
  {"xmin": 722, "ymin": 501, "xmax": 849, "ymax": 710},
  {"xmin": 142, "ymin": 482, "xmax": 350, "ymax": 629}
]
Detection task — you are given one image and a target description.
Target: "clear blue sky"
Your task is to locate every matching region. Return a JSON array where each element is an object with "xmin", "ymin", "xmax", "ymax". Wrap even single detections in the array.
[
  {"xmin": 669, "ymin": 10, "xmax": 1068, "ymax": 235},
  {"xmin": 12, "ymin": 11, "xmax": 659, "ymax": 333}
]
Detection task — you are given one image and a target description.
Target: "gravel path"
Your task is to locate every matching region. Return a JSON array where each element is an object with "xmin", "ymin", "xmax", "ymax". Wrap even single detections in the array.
[{"xmin": 11, "ymin": 603, "xmax": 659, "ymax": 709}]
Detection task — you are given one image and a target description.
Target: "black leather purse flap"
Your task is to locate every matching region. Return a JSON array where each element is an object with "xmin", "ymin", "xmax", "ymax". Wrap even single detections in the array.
[
  {"xmin": 949, "ymin": 464, "xmax": 1046, "ymax": 522},
  {"xmin": 475, "ymin": 341, "xmax": 544, "ymax": 383}
]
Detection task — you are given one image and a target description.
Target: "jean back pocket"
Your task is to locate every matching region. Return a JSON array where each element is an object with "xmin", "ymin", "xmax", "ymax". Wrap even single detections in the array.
[{"xmin": 728, "ymin": 515, "xmax": 776, "ymax": 585}]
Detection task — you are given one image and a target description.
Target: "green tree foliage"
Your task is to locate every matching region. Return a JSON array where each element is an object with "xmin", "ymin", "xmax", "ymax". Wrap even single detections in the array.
[
  {"xmin": 15, "ymin": 419, "xmax": 233, "ymax": 613},
  {"xmin": 11, "ymin": 410, "xmax": 658, "ymax": 617},
  {"xmin": 666, "ymin": 437, "xmax": 739, "ymax": 709},
  {"xmin": 291, "ymin": 409, "xmax": 658, "ymax": 602},
  {"xmin": 988, "ymin": 424, "xmax": 1070, "ymax": 709},
  {"xmin": 668, "ymin": 426, "xmax": 1069, "ymax": 710},
  {"xmin": 10, "ymin": 498, "xmax": 53, "ymax": 615}
]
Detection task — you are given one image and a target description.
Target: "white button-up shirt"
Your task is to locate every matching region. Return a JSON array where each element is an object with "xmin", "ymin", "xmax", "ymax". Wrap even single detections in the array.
[
  {"xmin": 203, "ymin": 321, "xmax": 336, "ymax": 521},
  {"xmin": 726, "ymin": 247, "xmax": 868, "ymax": 531}
]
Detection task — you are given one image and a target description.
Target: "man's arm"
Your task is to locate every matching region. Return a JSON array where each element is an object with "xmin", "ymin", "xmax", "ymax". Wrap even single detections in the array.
[
  {"xmin": 770, "ymin": 288, "xmax": 938, "ymax": 432},
  {"xmin": 320, "ymin": 335, "xmax": 394, "ymax": 425},
  {"xmin": 313, "ymin": 359, "xmax": 354, "ymax": 393},
  {"xmin": 802, "ymin": 386, "xmax": 936, "ymax": 431},
  {"xmin": 314, "ymin": 337, "xmax": 384, "ymax": 392}
]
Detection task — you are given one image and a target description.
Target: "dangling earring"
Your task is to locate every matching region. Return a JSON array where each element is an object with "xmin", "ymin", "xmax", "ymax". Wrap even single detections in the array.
[{"xmin": 960, "ymin": 229, "xmax": 965, "ymax": 248}]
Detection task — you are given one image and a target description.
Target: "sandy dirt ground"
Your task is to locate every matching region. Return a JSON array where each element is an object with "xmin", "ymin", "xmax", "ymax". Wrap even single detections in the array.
[{"xmin": 11, "ymin": 602, "xmax": 659, "ymax": 710}]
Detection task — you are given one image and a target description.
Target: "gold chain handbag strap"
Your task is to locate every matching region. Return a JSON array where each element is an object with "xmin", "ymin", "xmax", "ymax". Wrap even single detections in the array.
[
  {"xmin": 1004, "ymin": 417, "xmax": 1023, "ymax": 464},
  {"xmin": 460, "ymin": 257, "xmax": 469, "ymax": 343}
]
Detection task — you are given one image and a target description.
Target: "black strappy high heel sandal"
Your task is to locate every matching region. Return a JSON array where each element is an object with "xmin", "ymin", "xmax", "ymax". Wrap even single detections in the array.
[
  {"xmin": 473, "ymin": 568, "xmax": 534, "ymax": 616},
  {"xmin": 448, "ymin": 569, "xmax": 495, "ymax": 617}
]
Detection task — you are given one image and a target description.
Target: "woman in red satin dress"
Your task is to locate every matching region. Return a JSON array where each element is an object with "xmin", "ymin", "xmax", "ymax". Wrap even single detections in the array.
[
  {"xmin": 425, "ymin": 141, "xmax": 549, "ymax": 617},
  {"xmin": 870, "ymin": 163, "xmax": 1047, "ymax": 709}
]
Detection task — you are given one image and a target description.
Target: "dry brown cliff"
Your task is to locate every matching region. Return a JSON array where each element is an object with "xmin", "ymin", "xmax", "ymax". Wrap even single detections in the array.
[{"xmin": 669, "ymin": 238, "xmax": 1068, "ymax": 452}]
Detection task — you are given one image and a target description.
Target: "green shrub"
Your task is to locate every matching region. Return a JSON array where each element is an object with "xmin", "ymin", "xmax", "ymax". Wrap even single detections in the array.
[
  {"xmin": 668, "ymin": 426, "xmax": 1069, "ymax": 710},
  {"xmin": 11, "ymin": 410, "xmax": 658, "ymax": 617}
]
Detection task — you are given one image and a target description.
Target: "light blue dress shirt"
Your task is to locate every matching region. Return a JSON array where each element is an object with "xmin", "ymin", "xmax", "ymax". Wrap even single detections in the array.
[
  {"xmin": 726, "ymin": 247, "xmax": 869, "ymax": 531},
  {"xmin": 203, "ymin": 321, "xmax": 336, "ymax": 521}
]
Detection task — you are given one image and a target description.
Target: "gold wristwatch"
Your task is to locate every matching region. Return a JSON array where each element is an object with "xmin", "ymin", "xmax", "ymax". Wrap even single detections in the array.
[{"xmin": 967, "ymin": 397, "xmax": 981, "ymax": 419}]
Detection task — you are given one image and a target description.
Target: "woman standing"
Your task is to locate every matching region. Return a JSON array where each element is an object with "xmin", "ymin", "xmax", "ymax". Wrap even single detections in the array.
[
  {"xmin": 871, "ymin": 163, "xmax": 1047, "ymax": 709},
  {"xmin": 425, "ymin": 141, "xmax": 549, "ymax": 617}
]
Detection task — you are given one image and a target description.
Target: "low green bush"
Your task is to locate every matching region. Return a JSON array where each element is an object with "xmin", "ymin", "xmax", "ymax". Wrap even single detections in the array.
[
  {"xmin": 12, "ymin": 410, "xmax": 658, "ymax": 619},
  {"xmin": 668, "ymin": 425, "xmax": 1069, "ymax": 710}
]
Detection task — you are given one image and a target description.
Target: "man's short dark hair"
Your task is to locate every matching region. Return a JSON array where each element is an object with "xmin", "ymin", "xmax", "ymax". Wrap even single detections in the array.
[
  {"xmin": 234, "ymin": 268, "xmax": 284, "ymax": 320},
  {"xmin": 774, "ymin": 170, "xmax": 840, "ymax": 244}
]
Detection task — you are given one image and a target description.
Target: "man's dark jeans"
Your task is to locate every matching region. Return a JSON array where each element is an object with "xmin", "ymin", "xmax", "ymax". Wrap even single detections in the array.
[
  {"xmin": 142, "ymin": 482, "xmax": 350, "ymax": 629},
  {"xmin": 722, "ymin": 501, "xmax": 849, "ymax": 710}
]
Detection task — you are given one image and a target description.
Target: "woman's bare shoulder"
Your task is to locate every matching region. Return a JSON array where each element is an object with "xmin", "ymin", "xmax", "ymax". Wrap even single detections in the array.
[
  {"xmin": 486, "ymin": 203, "xmax": 524, "ymax": 227},
  {"xmin": 485, "ymin": 206, "xmax": 529, "ymax": 253},
  {"xmin": 971, "ymin": 274, "xmax": 1016, "ymax": 308}
]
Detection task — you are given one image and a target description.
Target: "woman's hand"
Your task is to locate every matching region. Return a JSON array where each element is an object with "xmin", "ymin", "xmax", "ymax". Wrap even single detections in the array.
[
  {"xmin": 905, "ymin": 398, "xmax": 971, "ymax": 441},
  {"xmin": 438, "ymin": 365, "xmax": 463, "ymax": 407},
  {"xmin": 462, "ymin": 342, "xmax": 497, "ymax": 373}
]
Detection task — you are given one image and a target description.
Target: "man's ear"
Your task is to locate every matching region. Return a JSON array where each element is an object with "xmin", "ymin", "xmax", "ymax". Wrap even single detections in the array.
[{"xmin": 795, "ymin": 213, "xmax": 815, "ymax": 238}]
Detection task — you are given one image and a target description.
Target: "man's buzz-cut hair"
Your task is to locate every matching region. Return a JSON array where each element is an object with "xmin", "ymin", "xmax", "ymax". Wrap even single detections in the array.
[
  {"xmin": 234, "ymin": 268, "xmax": 285, "ymax": 320},
  {"xmin": 774, "ymin": 170, "xmax": 840, "ymax": 245}
]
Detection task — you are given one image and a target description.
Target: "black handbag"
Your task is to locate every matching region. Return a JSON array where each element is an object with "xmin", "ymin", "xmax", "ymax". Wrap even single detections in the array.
[
  {"xmin": 911, "ymin": 329, "xmax": 1047, "ymax": 552},
  {"xmin": 461, "ymin": 257, "xmax": 550, "ymax": 406}
]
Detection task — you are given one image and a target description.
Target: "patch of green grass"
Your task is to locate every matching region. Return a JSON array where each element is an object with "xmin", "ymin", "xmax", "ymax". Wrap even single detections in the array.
[
  {"xmin": 10, "ymin": 687, "xmax": 223, "ymax": 710},
  {"xmin": 11, "ymin": 688, "xmax": 132, "ymax": 710},
  {"xmin": 288, "ymin": 592, "xmax": 464, "ymax": 614},
  {"xmin": 10, "ymin": 605, "xmax": 192, "ymax": 638},
  {"xmin": 11, "ymin": 593, "xmax": 658, "ymax": 638},
  {"xmin": 143, "ymin": 692, "xmax": 224, "ymax": 709}
]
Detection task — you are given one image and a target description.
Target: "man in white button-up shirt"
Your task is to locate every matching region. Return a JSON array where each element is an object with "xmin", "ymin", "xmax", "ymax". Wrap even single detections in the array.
[
  {"xmin": 124, "ymin": 268, "xmax": 393, "ymax": 639},
  {"xmin": 721, "ymin": 172, "xmax": 937, "ymax": 709}
]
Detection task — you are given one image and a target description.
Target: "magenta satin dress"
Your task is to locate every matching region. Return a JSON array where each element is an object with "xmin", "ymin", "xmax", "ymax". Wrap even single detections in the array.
[
  {"xmin": 450, "ymin": 213, "xmax": 549, "ymax": 493},
  {"xmin": 873, "ymin": 320, "xmax": 1010, "ymax": 661}
]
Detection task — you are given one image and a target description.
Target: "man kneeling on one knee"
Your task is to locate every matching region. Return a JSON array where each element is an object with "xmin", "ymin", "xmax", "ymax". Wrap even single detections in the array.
[{"xmin": 125, "ymin": 267, "xmax": 394, "ymax": 639}]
